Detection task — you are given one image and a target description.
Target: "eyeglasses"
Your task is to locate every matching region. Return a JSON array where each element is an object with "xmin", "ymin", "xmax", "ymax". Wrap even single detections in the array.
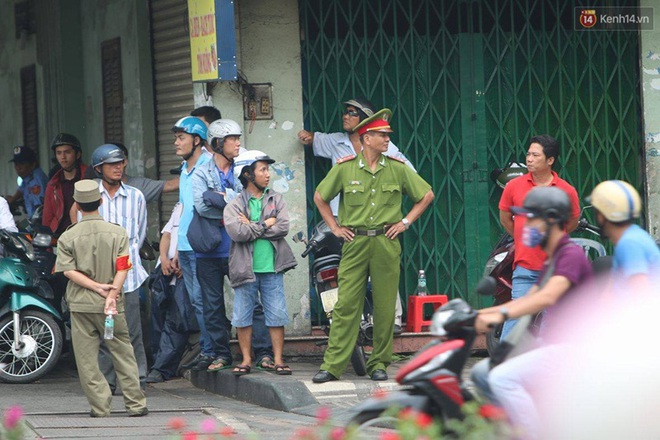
[{"xmin": 342, "ymin": 109, "xmax": 360, "ymax": 117}]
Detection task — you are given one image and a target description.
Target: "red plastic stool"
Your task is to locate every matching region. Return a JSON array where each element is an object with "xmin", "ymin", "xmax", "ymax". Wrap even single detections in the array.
[{"xmin": 406, "ymin": 295, "xmax": 449, "ymax": 333}]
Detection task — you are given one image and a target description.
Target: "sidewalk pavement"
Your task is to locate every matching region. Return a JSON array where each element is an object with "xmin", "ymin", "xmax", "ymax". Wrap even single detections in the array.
[{"xmin": 189, "ymin": 357, "xmax": 411, "ymax": 422}]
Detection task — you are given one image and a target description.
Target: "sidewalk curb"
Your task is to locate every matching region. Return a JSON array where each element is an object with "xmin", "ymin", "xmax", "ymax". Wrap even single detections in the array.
[{"xmin": 191, "ymin": 370, "xmax": 318, "ymax": 412}]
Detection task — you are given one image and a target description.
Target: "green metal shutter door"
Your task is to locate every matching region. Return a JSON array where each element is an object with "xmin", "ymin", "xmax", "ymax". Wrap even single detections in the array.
[{"xmin": 300, "ymin": 0, "xmax": 643, "ymax": 321}]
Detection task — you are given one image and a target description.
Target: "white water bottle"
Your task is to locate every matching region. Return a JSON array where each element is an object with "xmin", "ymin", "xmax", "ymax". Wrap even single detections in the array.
[
  {"xmin": 417, "ymin": 270, "xmax": 427, "ymax": 296},
  {"xmin": 104, "ymin": 314, "xmax": 114, "ymax": 340}
]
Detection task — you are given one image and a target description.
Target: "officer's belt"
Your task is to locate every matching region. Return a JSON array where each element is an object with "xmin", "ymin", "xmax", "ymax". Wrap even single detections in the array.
[{"xmin": 352, "ymin": 227, "xmax": 388, "ymax": 237}]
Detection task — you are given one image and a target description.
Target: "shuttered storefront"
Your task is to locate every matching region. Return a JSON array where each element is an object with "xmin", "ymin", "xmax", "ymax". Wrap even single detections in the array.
[
  {"xmin": 150, "ymin": 0, "xmax": 195, "ymax": 221},
  {"xmin": 300, "ymin": 0, "xmax": 643, "ymax": 312}
]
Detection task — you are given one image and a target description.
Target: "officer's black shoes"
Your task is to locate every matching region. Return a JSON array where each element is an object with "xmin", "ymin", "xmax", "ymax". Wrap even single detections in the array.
[
  {"xmin": 393, "ymin": 324, "xmax": 402, "ymax": 335},
  {"xmin": 371, "ymin": 369, "xmax": 388, "ymax": 381},
  {"xmin": 145, "ymin": 370, "xmax": 164, "ymax": 383},
  {"xmin": 312, "ymin": 370, "xmax": 338, "ymax": 383}
]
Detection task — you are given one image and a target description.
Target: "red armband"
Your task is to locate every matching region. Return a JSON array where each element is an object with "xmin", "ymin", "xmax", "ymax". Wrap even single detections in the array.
[{"xmin": 116, "ymin": 255, "xmax": 132, "ymax": 271}]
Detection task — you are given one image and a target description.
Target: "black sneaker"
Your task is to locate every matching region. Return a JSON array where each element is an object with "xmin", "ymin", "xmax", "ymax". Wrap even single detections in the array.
[
  {"xmin": 191, "ymin": 354, "xmax": 214, "ymax": 371},
  {"xmin": 181, "ymin": 353, "xmax": 203, "ymax": 370},
  {"xmin": 145, "ymin": 370, "xmax": 164, "ymax": 383}
]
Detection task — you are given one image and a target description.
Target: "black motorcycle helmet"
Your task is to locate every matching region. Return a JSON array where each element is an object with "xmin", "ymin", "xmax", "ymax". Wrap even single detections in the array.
[
  {"xmin": 50, "ymin": 133, "xmax": 82, "ymax": 153},
  {"xmin": 511, "ymin": 187, "xmax": 571, "ymax": 227}
]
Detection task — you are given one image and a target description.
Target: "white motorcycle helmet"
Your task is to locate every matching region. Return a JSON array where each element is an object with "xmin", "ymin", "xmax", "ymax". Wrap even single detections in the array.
[
  {"xmin": 233, "ymin": 150, "xmax": 276, "ymax": 184},
  {"xmin": 207, "ymin": 119, "xmax": 242, "ymax": 153}
]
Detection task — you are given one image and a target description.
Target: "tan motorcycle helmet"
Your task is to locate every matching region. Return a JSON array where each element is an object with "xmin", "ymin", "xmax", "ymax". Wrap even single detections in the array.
[{"xmin": 588, "ymin": 180, "xmax": 641, "ymax": 222}]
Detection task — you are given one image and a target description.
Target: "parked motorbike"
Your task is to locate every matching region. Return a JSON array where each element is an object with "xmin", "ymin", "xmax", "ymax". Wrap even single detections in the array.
[
  {"xmin": 0, "ymin": 229, "xmax": 64, "ymax": 383},
  {"xmin": 300, "ymin": 220, "xmax": 372, "ymax": 376},
  {"xmin": 348, "ymin": 277, "xmax": 511, "ymax": 431}
]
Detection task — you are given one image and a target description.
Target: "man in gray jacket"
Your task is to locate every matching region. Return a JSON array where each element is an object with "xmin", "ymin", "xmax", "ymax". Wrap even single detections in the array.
[{"xmin": 224, "ymin": 150, "xmax": 297, "ymax": 376}]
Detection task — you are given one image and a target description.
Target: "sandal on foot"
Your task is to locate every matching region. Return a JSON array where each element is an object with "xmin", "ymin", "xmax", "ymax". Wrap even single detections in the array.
[
  {"xmin": 256, "ymin": 356, "xmax": 276, "ymax": 371},
  {"xmin": 232, "ymin": 365, "xmax": 251, "ymax": 376},
  {"xmin": 207, "ymin": 358, "xmax": 232, "ymax": 372},
  {"xmin": 275, "ymin": 364, "xmax": 292, "ymax": 375}
]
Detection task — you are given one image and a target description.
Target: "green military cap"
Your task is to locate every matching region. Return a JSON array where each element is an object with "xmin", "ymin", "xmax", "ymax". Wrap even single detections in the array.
[{"xmin": 74, "ymin": 179, "xmax": 101, "ymax": 203}]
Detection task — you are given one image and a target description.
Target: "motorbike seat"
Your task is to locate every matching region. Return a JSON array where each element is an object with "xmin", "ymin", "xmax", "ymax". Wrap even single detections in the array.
[{"xmin": 312, "ymin": 254, "xmax": 341, "ymax": 272}]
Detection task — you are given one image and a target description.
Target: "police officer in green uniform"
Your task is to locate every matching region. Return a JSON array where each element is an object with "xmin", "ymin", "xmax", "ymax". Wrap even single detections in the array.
[
  {"xmin": 312, "ymin": 109, "xmax": 434, "ymax": 383},
  {"xmin": 56, "ymin": 180, "xmax": 148, "ymax": 417}
]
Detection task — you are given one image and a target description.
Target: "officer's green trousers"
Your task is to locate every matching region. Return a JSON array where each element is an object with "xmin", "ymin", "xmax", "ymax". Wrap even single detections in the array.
[
  {"xmin": 71, "ymin": 311, "xmax": 146, "ymax": 416},
  {"xmin": 321, "ymin": 234, "xmax": 400, "ymax": 378}
]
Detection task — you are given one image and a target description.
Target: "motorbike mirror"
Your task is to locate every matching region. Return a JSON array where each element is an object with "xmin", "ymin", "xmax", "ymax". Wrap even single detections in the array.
[
  {"xmin": 291, "ymin": 231, "xmax": 306, "ymax": 244},
  {"xmin": 476, "ymin": 276, "xmax": 497, "ymax": 296},
  {"xmin": 490, "ymin": 168, "xmax": 504, "ymax": 183}
]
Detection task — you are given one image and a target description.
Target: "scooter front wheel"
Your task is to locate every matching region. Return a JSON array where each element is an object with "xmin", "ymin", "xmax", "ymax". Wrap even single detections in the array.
[
  {"xmin": 486, "ymin": 323, "xmax": 502, "ymax": 356},
  {"xmin": 0, "ymin": 310, "xmax": 63, "ymax": 384},
  {"xmin": 350, "ymin": 412, "xmax": 398, "ymax": 433},
  {"xmin": 350, "ymin": 344, "xmax": 368, "ymax": 376}
]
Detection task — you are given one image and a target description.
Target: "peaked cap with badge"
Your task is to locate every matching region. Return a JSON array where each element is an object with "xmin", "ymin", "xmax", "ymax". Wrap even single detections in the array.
[{"xmin": 353, "ymin": 108, "xmax": 394, "ymax": 136}]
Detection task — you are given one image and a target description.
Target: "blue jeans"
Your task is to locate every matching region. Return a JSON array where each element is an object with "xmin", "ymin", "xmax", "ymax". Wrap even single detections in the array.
[
  {"xmin": 489, "ymin": 344, "xmax": 568, "ymax": 440},
  {"xmin": 470, "ymin": 358, "xmax": 499, "ymax": 405},
  {"xmin": 196, "ymin": 257, "xmax": 233, "ymax": 362},
  {"xmin": 233, "ymin": 273, "xmax": 289, "ymax": 328},
  {"xmin": 500, "ymin": 266, "xmax": 539, "ymax": 340},
  {"xmin": 151, "ymin": 277, "xmax": 190, "ymax": 379},
  {"xmin": 179, "ymin": 251, "xmax": 213, "ymax": 357},
  {"xmin": 196, "ymin": 257, "xmax": 273, "ymax": 363}
]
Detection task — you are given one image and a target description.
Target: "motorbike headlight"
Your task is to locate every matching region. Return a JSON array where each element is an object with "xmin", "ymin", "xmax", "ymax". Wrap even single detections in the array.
[
  {"xmin": 32, "ymin": 232, "xmax": 52, "ymax": 248},
  {"xmin": 430, "ymin": 310, "xmax": 453, "ymax": 336},
  {"xmin": 483, "ymin": 251, "xmax": 508, "ymax": 277}
]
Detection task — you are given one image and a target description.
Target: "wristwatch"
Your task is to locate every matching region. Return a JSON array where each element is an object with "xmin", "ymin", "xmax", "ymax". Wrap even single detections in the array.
[
  {"xmin": 401, "ymin": 218, "xmax": 410, "ymax": 229},
  {"xmin": 499, "ymin": 307, "xmax": 509, "ymax": 322}
]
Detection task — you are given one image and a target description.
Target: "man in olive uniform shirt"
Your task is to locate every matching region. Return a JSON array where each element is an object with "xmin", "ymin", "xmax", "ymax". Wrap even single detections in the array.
[
  {"xmin": 312, "ymin": 109, "xmax": 434, "ymax": 383},
  {"xmin": 56, "ymin": 180, "xmax": 147, "ymax": 417}
]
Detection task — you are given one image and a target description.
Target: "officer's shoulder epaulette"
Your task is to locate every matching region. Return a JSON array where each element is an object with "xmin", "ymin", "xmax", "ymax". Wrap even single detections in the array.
[
  {"xmin": 64, "ymin": 222, "xmax": 78, "ymax": 232},
  {"xmin": 336, "ymin": 154, "xmax": 356, "ymax": 164},
  {"xmin": 387, "ymin": 155, "xmax": 407, "ymax": 164}
]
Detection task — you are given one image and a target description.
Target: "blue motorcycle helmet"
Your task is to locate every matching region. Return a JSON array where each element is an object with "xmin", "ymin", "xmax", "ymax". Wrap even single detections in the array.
[
  {"xmin": 92, "ymin": 144, "xmax": 126, "ymax": 168},
  {"xmin": 172, "ymin": 116, "xmax": 208, "ymax": 142}
]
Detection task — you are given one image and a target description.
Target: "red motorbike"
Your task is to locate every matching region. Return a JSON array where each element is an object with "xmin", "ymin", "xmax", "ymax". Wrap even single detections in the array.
[{"xmin": 348, "ymin": 277, "xmax": 509, "ymax": 431}]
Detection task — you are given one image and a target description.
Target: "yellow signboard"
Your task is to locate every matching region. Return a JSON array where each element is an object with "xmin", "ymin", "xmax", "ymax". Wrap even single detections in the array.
[{"xmin": 189, "ymin": 0, "xmax": 218, "ymax": 81}]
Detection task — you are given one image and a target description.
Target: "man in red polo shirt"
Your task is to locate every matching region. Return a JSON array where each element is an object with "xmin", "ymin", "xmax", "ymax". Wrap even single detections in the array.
[{"xmin": 498, "ymin": 135, "xmax": 580, "ymax": 339}]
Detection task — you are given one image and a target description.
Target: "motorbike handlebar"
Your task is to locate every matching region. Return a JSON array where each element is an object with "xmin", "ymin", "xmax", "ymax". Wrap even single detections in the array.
[
  {"xmin": 301, "ymin": 240, "xmax": 317, "ymax": 258},
  {"xmin": 577, "ymin": 218, "xmax": 601, "ymax": 236}
]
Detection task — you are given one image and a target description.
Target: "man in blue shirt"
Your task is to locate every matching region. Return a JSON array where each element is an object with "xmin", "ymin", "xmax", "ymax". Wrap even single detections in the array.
[
  {"xmin": 170, "ymin": 116, "xmax": 216, "ymax": 371},
  {"xmin": 588, "ymin": 180, "xmax": 660, "ymax": 290},
  {"xmin": 6, "ymin": 146, "xmax": 48, "ymax": 217}
]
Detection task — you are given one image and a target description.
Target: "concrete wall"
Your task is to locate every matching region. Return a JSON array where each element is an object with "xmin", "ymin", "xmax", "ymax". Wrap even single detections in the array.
[
  {"xmin": 641, "ymin": 0, "xmax": 660, "ymax": 239},
  {"xmin": 0, "ymin": 0, "xmax": 40, "ymax": 195},
  {"xmin": 80, "ymin": 0, "xmax": 159, "ymax": 244},
  {"xmin": 80, "ymin": 0, "xmax": 156, "ymax": 178},
  {"xmin": 202, "ymin": 0, "xmax": 310, "ymax": 335}
]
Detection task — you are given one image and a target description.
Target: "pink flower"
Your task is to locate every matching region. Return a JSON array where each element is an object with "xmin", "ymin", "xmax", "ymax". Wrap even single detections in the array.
[
  {"xmin": 182, "ymin": 431, "xmax": 198, "ymax": 440},
  {"xmin": 219, "ymin": 426, "xmax": 235, "ymax": 437},
  {"xmin": 372, "ymin": 388, "xmax": 388, "ymax": 399},
  {"xmin": 293, "ymin": 427, "xmax": 317, "ymax": 439},
  {"xmin": 316, "ymin": 406, "xmax": 331, "ymax": 424},
  {"xmin": 329, "ymin": 427, "xmax": 346, "ymax": 440},
  {"xmin": 379, "ymin": 433, "xmax": 402, "ymax": 440},
  {"xmin": 200, "ymin": 418, "xmax": 216, "ymax": 433},
  {"xmin": 167, "ymin": 417, "xmax": 186, "ymax": 430},
  {"xmin": 479, "ymin": 404, "xmax": 508, "ymax": 421},
  {"xmin": 3, "ymin": 406, "xmax": 23, "ymax": 430},
  {"xmin": 415, "ymin": 412, "xmax": 433, "ymax": 427}
]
